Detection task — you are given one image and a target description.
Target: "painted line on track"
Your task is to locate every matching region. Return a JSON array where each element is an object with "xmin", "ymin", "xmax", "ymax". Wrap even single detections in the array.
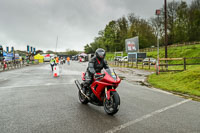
[
  {"xmin": 105, "ymin": 99, "xmax": 191, "ymax": 133},
  {"xmin": 0, "ymin": 83, "xmax": 74, "ymax": 89}
]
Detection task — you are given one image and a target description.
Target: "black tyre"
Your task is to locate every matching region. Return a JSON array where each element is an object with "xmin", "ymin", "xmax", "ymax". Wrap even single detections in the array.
[
  {"xmin": 104, "ymin": 91, "xmax": 120, "ymax": 115},
  {"xmin": 78, "ymin": 89, "xmax": 89, "ymax": 104}
]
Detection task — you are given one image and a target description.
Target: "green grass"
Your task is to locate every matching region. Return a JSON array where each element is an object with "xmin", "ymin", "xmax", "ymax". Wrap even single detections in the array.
[
  {"xmin": 107, "ymin": 44, "xmax": 200, "ymax": 97},
  {"xmin": 147, "ymin": 44, "xmax": 200, "ymax": 64},
  {"xmin": 148, "ymin": 66, "xmax": 200, "ymax": 97}
]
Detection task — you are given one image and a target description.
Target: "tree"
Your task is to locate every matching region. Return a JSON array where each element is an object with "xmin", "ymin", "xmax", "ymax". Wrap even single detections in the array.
[
  {"xmin": 36, "ymin": 50, "xmax": 43, "ymax": 54},
  {"xmin": 66, "ymin": 50, "xmax": 79, "ymax": 55},
  {"xmin": 167, "ymin": 1, "xmax": 180, "ymax": 44},
  {"xmin": 46, "ymin": 50, "xmax": 54, "ymax": 54},
  {"xmin": 188, "ymin": 0, "xmax": 200, "ymax": 41},
  {"xmin": 174, "ymin": 1, "xmax": 189, "ymax": 43}
]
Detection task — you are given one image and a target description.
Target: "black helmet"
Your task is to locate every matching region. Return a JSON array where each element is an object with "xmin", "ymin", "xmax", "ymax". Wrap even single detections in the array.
[{"xmin": 95, "ymin": 48, "xmax": 106, "ymax": 60}]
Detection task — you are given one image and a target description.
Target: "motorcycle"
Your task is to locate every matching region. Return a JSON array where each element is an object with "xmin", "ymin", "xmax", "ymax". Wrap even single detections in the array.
[{"xmin": 75, "ymin": 69, "xmax": 121, "ymax": 115}]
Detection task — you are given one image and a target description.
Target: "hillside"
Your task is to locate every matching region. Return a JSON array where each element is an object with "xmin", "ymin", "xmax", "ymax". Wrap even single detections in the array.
[
  {"xmin": 106, "ymin": 44, "xmax": 200, "ymax": 64},
  {"xmin": 147, "ymin": 44, "xmax": 200, "ymax": 64}
]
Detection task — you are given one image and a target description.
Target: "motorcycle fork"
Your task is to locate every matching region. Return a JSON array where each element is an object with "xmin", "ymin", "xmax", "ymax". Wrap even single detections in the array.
[{"xmin": 105, "ymin": 87, "xmax": 114, "ymax": 100}]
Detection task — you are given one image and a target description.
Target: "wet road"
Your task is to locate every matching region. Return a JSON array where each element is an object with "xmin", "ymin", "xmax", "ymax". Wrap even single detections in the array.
[{"xmin": 0, "ymin": 62, "xmax": 200, "ymax": 133}]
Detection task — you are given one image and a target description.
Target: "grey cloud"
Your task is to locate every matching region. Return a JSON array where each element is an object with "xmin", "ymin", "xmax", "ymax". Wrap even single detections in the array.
[{"xmin": 0, "ymin": 0, "xmax": 192, "ymax": 52}]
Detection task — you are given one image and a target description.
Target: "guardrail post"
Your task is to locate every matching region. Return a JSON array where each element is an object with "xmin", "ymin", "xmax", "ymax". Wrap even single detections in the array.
[
  {"xmin": 131, "ymin": 59, "xmax": 133, "ymax": 68},
  {"xmin": 142, "ymin": 61, "xmax": 144, "ymax": 69},
  {"xmin": 148, "ymin": 58, "xmax": 150, "ymax": 69},
  {"xmin": 136, "ymin": 59, "xmax": 138, "ymax": 68},
  {"xmin": 184, "ymin": 58, "xmax": 186, "ymax": 70}
]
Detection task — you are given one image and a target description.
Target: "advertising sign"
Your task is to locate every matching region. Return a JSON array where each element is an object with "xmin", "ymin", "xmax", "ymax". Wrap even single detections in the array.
[
  {"xmin": 27, "ymin": 45, "xmax": 30, "ymax": 53},
  {"xmin": 11, "ymin": 47, "xmax": 14, "ymax": 52},
  {"xmin": 6, "ymin": 46, "xmax": 9, "ymax": 53},
  {"xmin": 125, "ymin": 36, "xmax": 139, "ymax": 52},
  {"xmin": 33, "ymin": 48, "xmax": 36, "ymax": 54}
]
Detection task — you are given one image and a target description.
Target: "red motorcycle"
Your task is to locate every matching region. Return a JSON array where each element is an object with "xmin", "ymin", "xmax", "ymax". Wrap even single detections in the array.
[{"xmin": 75, "ymin": 69, "xmax": 121, "ymax": 115}]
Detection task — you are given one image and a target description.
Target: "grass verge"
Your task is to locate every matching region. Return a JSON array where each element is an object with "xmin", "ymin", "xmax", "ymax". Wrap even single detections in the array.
[{"xmin": 148, "ymin": 66, "xmax": 200, "ymax": 97}]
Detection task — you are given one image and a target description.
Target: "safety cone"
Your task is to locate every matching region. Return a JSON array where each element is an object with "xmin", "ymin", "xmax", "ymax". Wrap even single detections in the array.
[{"xmin": 53, "ymin": 66, "xmax": 59, "ymax": 77}]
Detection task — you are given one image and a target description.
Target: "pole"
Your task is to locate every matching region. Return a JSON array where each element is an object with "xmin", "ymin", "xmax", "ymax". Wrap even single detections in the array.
[
  {"xmin": 155, "ymin": 9, "xmax": 161, "ymax": 75},
  {"xmin": 55, "ymin": 36, "xmax": 58, "ymax": 55},
  {"xmin": 55, "ymin": 36, "xmax": 58, "ymax": 52},
  {"xmin": 156, "ymin": 34, "xmax": 159, "ymax": 75},
  {"xmin": 164, "ymin": 0, "xmax": 168, "ymax": 69}
]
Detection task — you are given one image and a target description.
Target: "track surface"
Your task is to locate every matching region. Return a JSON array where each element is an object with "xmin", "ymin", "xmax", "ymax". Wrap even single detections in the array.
[{"xmin": 0, "ymin": 62, "xmax": 200, "ymax": 133}]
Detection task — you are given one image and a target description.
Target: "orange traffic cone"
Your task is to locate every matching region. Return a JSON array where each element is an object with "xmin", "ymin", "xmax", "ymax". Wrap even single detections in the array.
[{"xmin": 54, "ymin": 66, "xmax": 58, "ymax": 77}]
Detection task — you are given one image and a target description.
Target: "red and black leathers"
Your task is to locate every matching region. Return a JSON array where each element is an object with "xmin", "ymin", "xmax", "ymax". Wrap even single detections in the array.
[{"xmin": 83, "ymin": 55, "xmax": 110, "ymax": 87}]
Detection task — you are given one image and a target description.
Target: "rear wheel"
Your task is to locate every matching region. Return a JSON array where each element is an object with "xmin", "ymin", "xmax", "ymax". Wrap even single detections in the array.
[
  {"xmin": 78, "ymin": 88, "xmax": 88, "ymax": 104},
  {"xmin": 104, "ymin": 91, "xmax": 120, "ymax": 115}
]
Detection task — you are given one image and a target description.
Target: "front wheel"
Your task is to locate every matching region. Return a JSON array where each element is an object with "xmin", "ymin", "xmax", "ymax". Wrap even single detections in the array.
[{"xmin": 104, "ymin": 91, "xmax": 120, "ymax": 115}]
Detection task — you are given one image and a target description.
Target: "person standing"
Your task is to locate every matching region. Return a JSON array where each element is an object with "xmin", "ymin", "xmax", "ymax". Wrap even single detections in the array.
[
  {"xmin": 67, "ymin": 57, "xmax": 70, "ymax": 65},
  {"xmin": 50, "ymin": 57, "xmax": 55, "ymax": 71},
  {"xmin": 56, "ymin": 57, "xmax": 59, "ymax": 64}
]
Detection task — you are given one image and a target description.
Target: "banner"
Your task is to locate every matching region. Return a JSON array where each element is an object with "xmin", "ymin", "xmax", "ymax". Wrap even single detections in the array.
[
  {"xmin": 27, "ymin": 45, "xmax": 30, "ymax": 53},
  {"xmin": 6, "ymin": 46, "xmax": 9, "ymax": 53},
  {"xmin": 125, "ymin": 36, "xmax": 139, "ymax": 52},
  {"xmin": 33, "ymin": 48, "xmax": 36, "ymax": 54}
]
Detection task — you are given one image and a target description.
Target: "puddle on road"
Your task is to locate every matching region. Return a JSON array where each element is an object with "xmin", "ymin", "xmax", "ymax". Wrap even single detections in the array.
[
  {"xmin": 118, "ymin": 76, "xmax": 126, "ymax": 80},
  {"xmin": 136, "ymin": 81, "xmax": 151, "ymax": 87}
]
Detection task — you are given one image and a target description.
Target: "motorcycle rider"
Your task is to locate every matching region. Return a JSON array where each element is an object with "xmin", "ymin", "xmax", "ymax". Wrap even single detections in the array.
[{"xmin": 82, "ymin": 48, "xmax": 111, "ymax": 95}]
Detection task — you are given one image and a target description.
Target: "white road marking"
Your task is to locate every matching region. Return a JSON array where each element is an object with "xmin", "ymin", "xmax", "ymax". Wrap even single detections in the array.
[
  {"xmin": 105, "ymin": 99, "xmax": 191, "ymax": 133},
  {"xmin": 124, "ymin": 81, "xmax": 172, "ymax": 95},
  {"xmin": 0, "ymin": 83, "xmax": 74, "ymax": 89}
]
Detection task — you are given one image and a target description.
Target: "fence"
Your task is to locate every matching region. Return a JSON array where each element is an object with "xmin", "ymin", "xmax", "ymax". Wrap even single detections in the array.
[
  {"xmin": 108, "ymin": 57, "xmax": 200, "ymax": 72},
  {"xmin": 108, "ymin": 58, "xmax": 155, "ymax": 70},
  {"xmin": 139, "ymin": 41, "xmax": 200, "ymax": 52},
  {"xmin": 0, "ymin": 60, "xmax": 39, "ymax": 72},
  {"xmin": 159, "ymin": 57, "xmax": 200, "ymax": 71}
]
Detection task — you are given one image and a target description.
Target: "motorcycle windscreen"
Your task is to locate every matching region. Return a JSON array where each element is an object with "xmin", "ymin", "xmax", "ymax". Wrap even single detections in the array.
[{"xmin": 105, "ymin": 69, "xmax": 117, "ymax": 81}]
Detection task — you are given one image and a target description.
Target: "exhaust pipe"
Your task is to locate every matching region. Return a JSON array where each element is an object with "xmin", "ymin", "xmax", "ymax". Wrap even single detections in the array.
[{"xmin": 74, "ymin": 80, "xmax": 90, "ymax": 100}]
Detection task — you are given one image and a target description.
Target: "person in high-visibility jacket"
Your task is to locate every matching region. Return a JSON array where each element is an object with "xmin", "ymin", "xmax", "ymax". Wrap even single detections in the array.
[{"xmin": 50, "ymin": 57, "xmax": 55, "ymax": 71}]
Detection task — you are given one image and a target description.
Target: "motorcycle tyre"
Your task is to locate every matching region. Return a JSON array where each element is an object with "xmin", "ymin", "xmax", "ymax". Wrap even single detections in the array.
[{"xmin": 104, "ymin": 91, "xmax": 120, "ymax": 115}]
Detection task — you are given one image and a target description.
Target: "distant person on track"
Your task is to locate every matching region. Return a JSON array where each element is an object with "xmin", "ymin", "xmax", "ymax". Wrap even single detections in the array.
[
  {"xmin": 50, "ymin": 57, "xmax": 55, "ymax": 71},
  {"xmin": 60, "ymin": 57, "xmax": 64, "ymax": 65},
  {"xmin": 56, "ymin": 57, "xmax": 59, "ymax": 65},
  {"xmin": 67, "ymin": 57, "xmax": 70, "ymax": 65}
]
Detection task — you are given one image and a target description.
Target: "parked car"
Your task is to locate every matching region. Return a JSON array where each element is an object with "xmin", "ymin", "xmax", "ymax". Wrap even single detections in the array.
[
  {"xmin": 114, "ymin": 56, "xmax": 122, "ymax": 61},
  {"xmin": 119, "ymin": 56, "xmax": 128, "ymax": 62},
  {"xmin": 143, "ymin": 58, "xmax": 156, "ymax": 65}
]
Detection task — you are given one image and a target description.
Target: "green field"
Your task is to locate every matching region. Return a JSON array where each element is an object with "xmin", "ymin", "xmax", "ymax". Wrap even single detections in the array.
[
  {"xmin": 107, "ymin": 44, "xmax": 200, "ymax": 63},
  {"xmin": 107, "ymin": 44, "xmax": 200, "ymax": 97}
]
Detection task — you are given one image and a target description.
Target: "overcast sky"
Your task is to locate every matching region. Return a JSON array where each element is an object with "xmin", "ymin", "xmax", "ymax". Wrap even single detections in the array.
[{"xmin": 0, "ymin": 0, "xmax": 191, "ymax": 52}]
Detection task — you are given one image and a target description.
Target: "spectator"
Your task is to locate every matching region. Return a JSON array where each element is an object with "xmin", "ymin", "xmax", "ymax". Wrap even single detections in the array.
[{"xmin": 67, "ymin": 57, "xmax": 70, "ymax": 65}]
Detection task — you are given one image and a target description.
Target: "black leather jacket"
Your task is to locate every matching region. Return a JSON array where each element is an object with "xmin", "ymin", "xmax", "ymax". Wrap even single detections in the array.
[{"xmin": 87, "ymin": 56, "xmax": 109, "ymax": 74}]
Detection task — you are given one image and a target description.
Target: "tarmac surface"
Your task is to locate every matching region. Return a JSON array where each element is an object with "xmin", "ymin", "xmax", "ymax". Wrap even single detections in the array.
[{"xmin": 0, "ymin": 61, "xmax": 200, "ymax": 133}]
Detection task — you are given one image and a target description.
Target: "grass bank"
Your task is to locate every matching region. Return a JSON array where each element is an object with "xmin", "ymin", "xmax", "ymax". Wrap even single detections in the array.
[
  {"xmin": 148, "ymin": 66, "xmax": 200, "ymax": 97},
  {"xmin": 147, "ymin": 44, "xmax": 200, "ymax": 64}
]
